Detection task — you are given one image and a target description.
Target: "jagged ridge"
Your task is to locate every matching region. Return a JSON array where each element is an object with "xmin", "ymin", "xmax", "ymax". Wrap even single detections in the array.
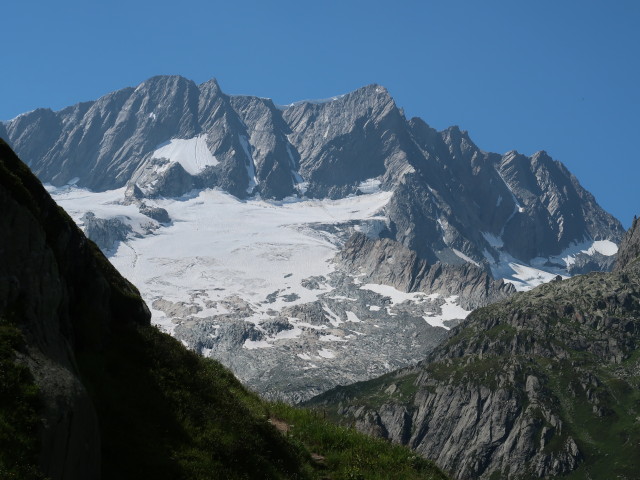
[{"xmin": 2, "ymin": 75, "xmax": 623, "ymax": 268}]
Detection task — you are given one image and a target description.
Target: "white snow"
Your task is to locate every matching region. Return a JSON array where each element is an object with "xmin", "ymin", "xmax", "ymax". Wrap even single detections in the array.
[
  {"xmin": 50, "ymin": 186, "xmax": 393, "ymax": 326},
  {"xmin": 151, "ymin": 135, "xmax": 218, "ymax": 175},
  {"xmin": 496, "ymin": 168, "xmax": 524, "ymax": 213},
  {"xmin": 422, "ymin": 295, "xmax": 472, "ymax": 330},
  {"xmin": 323, "ymin": 305, "xmax": 343, "ymax": 326},
  {"xmin": 319, "ymin": 334, "xmax": 347, "ymax": 342},
  {"xmin": 452, "ymin": 248, "xmax": 480, "ymax": 267},
  {"xmin": 325, "ymin": 295, "xmax": 357, "ymax": 302},
  {"xmin": 368, "ymin": 305, "xmax": 381, "ymax": 312},
  {"xmin": 243, "ymin": 339, "xmax": 273, "ymax": 350},
  {"xmin": 273, "ymin": 325, "xmax": 303, "ymax": 341},
  {"xmin": 345, "ymin": 311, "xmax": 362, "ymax": 323},
  {"xmin": 489, "ymin": 251, "xmax": 567, "ymax": 291},
  {"xmin": 482, "ymin": 231, "xmax": 504, "ymax": 249},
  {"xmin": 486, "ymin": 238, "xmax": 618, "ymax": 291},
  {"xmin": 554, "ymin": 239, "xmax": 618, "ymax": 266},
  {"xmin": 238, "ymin": 134, "xmax": 258, "ymax": 193},
  {"xmin": 317, "ymin": 348, "xmax": 336, "ymax": 359},
  {"xmin": 360, "ymin": 283, "xmax": 430, "ymax": 305},
  {"xmin": 357, "ymin": 178, "xmax": 382, "ymax": 194},
  {"xmin": 297, "ymin": 353, "xmax": 312, "ymax": 360}
]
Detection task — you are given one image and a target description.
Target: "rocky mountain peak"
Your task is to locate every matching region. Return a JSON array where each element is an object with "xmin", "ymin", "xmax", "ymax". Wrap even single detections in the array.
[{"xmin": 614, "ymin": 215, "xmax": 640, "ymax": 271}]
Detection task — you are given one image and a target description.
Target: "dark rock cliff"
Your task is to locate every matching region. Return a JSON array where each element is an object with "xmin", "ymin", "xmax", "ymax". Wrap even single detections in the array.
[
  {"xmin": 0, "ymin": 138, "xmax": 150, "ymax": 479},
  {"xmin": 614, "ymin": 215, "xmax": 640, "ymax": 271}
]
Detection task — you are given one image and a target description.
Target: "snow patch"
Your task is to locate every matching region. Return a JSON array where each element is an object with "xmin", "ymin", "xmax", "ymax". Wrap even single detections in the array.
[
  {"xmin": 238, "ymin": 134, "xmax": 258, "ymax": 193},
  {"xmin": 244, "ymin": 339, "xmax": 273, "ymax": 350},
  {"xmin": 358, "ymin": 178, "xmax": 382, "ymax": 194},
  {"xmin": 317, "ymin": 348, "xmax": 336, "ymax": 359},
  {"xmin": 152, "ymin": 135, "xmax": 218, "ymax": 175},
  {"xmin": 452, "ymin": 248, "xmax": 480, "ymax": 267},
  {"xmin": 345, "ymin": 311, "xmax": 362, "ymax": 323},
  {"xmin": 50, "ymin": 187, "xmax": 394, "ymax": 327},
  {"xmin": 482, "ymin": 232, "xmax": 504, "ymax": 248}
]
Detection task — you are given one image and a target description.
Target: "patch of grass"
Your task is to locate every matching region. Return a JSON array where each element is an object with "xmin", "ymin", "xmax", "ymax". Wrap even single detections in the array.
[{"xmin": 269, "ymin": 403, "xmax": 448, "ymax": 480}]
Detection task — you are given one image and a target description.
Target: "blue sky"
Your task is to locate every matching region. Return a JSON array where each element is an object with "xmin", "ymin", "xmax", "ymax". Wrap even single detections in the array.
[{"xmin": 3, "ymin": 0, "xmax": 639, "ymax": 226}]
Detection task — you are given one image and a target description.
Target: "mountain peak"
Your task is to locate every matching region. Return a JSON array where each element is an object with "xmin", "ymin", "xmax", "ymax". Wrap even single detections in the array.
[{"xmin": 614, "ymin": 215, "xmax": 640, "ymax": 271}]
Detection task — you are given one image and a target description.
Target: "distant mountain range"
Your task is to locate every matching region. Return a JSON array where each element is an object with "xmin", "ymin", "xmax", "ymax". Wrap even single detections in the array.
[{"xmin": 0, "ymin": 75, "xmax": 625, "ymax": 401}]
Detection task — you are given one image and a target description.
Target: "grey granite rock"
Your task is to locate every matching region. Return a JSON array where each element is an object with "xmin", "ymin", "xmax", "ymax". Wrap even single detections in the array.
[
  {"xmin": 614, "ymin": 216, "xmax": 640, "ymax": 271},
  {"xmin": 81, "ymin": 211, "xmax": 132, "ymax": 252},
  {"xmin": 341, "ymin": 232, "xmax": 515, "ymax": 309}
]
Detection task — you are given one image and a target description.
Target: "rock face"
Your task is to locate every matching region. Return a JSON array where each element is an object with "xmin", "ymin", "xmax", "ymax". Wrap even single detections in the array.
[
  {"xmin": 308, "ymin": 221, "xmax": 640, "ymax": 479},
  {"xmin": 81, "ymin": 211, "xmax": 132, "ymax": 251},
  {"xmin": 341, "ymin": 233, "xmax": 515, "ymax": 310},
  {"xmin": 614, "ymin": 215, "xmax": 640, "ymax": 271},
  {"xmin": 0, "ymin": 139, "xmax": 150, "ymax": 479}
]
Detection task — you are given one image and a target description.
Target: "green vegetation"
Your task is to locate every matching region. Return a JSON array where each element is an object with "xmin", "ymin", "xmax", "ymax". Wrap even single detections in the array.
[
  {"xmin": 0, "ymin": 318, "xmax": 45, "ymax": 480},
  {"xmin": 269, "ymin": 403, "xmax": 448, "ymax": 480},
  {"xmin": 77, "ymin": 323, "xmax": 448, "ymax": 479},
  {"xmin": 309, "ymin": 265, "xmax": 640, "ymax": 478},
  {"xmin": 553, "ymin": 355, "xmax": 640, "ymax": 479}
]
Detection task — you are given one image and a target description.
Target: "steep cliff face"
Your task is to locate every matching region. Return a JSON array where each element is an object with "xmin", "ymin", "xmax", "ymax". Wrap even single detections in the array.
[
  {"xmin": 614, "ymin": 216, "xmax": 640, "ymax": 271},
  {"xmin": 0, "ymin": 138, "xmax": 150, "ymax": 479},
  {"xmin": 1, "ymin": 139, "xmax": 450, "ymax": 479},
  {"xmin": 340, "ymin": 233, "xmax": 515, "ymax": 310},
  {"xmin": 308, "ymin": 223, "xmax": 640, "ymax": 479},
  {"xmin": 1, "ymin": 76, "xmax": 625, "ymax": 405}
]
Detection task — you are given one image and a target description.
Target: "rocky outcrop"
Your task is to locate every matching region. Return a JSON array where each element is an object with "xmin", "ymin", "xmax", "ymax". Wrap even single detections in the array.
[
  {"xmin": 308, "ymin": 232, "xmax": 640, "ymax": 478},
  {"xmin": 614, "ymin": 215, "xmax": 640, "ymax": 271},
  {"xmin": 167, "ymin": 270, "xmax": 453, "ymax": 403},
  {"xmin": 81, "ymin": 211, "xmax": 132, "ymax": 251},
  {"xmin": 340, "ymin": 233, "xmax": 515, "ymax": 309},
  {"xmin": 138, "ymin": 202, "xmax": 170, "ymax": 223},
  {"xmin": 0, "ymin": 139, "xmax": 150, "ymax": 479}
]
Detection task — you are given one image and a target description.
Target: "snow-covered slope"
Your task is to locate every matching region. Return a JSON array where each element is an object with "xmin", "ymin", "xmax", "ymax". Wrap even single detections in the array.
[{"xmin": 49, "ymin": 184, "xmax": 473, "ymax": 401}]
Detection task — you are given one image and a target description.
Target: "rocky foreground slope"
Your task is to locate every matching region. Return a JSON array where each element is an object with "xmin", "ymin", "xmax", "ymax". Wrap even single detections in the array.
[
  {"xmin": 0, "ymin": 139, "xmax": 448, "ymax": 480},
  {"xmin": 308, "ymin": 219, "xmax": 640, "ymax": 479}
]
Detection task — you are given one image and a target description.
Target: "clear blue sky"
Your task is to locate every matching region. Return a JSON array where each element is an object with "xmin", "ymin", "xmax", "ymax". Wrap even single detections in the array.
[{"xmin": 3, "ymin": 0, "xmax": 638, "ymax": 227}]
